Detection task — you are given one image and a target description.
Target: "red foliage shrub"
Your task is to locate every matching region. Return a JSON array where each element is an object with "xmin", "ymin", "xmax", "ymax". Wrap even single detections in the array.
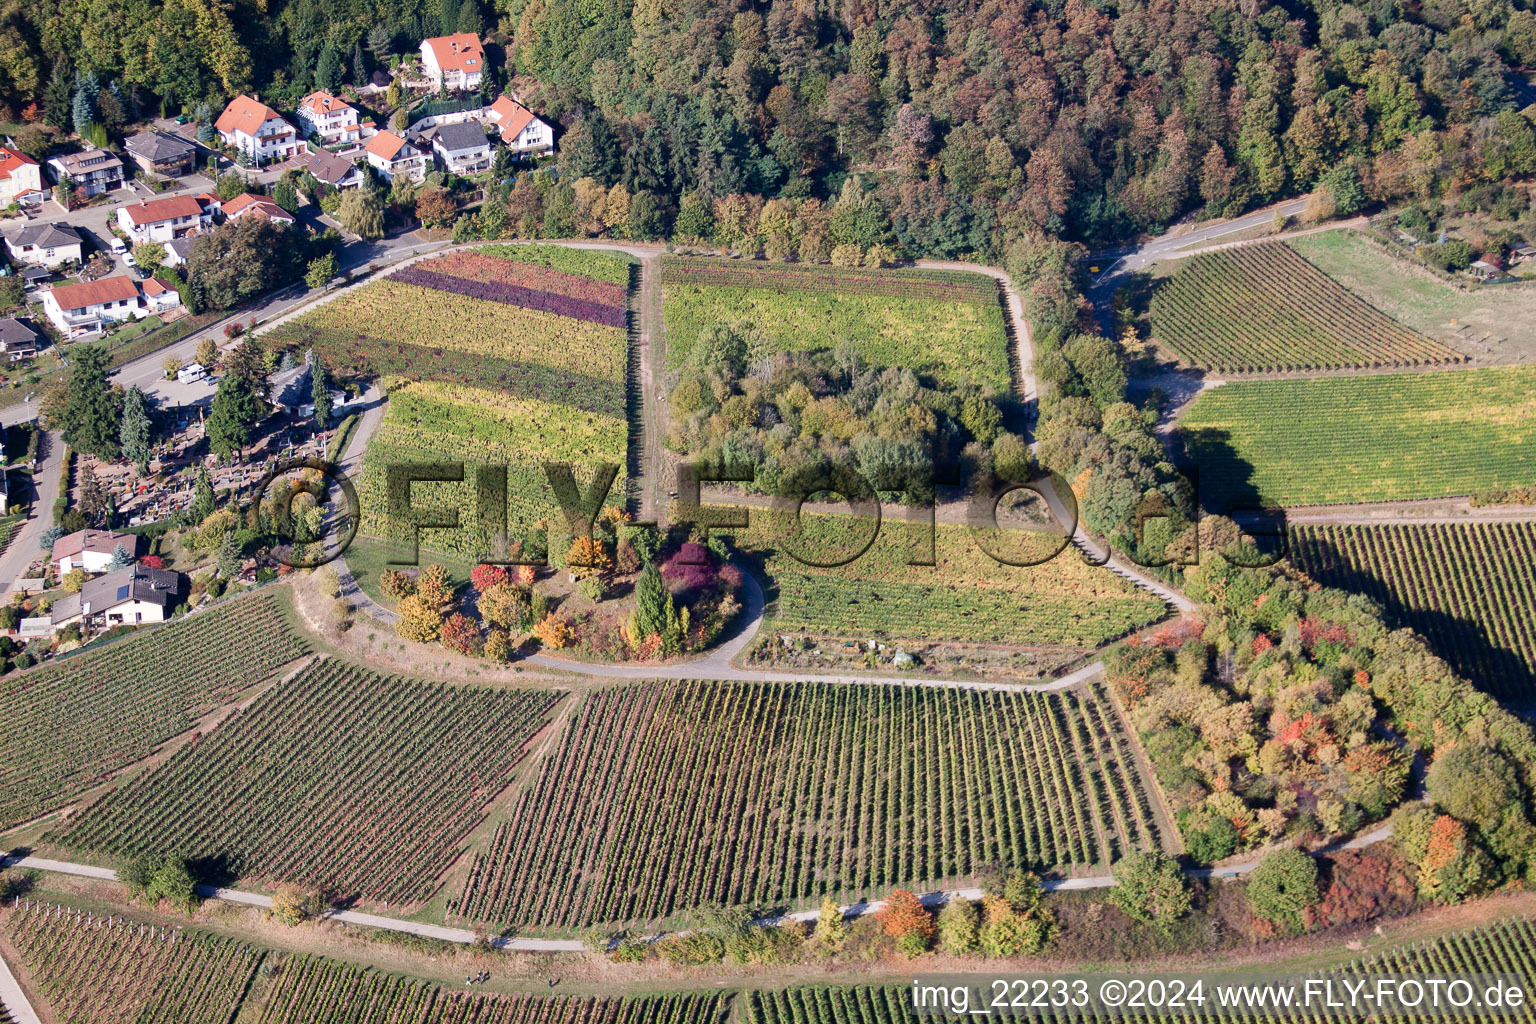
[
  {"xmin": 139, "ymin": 555, "xmax": 164, "ymax": 569},
  {"xmin": 471, "ymin": 563, "xmax": 509, "ymax": 593},
  {"xmin": 879, "ymin": 889, "xmax": 934, "ymax": 940},
  {"xmin": 440, "ymin": 612, "xmax": 482, "ymax": 655},
  {"xmin": 1305, "ymin": 848, "xmax": 1415, "ymax": 930},
  {"xmin": 1252, "ymin": 633, "xmax": 1274, "ymax": 656},
  {"xmin": 1297, "ymin": 617, "xmax": 1353, "ymax": 650}
]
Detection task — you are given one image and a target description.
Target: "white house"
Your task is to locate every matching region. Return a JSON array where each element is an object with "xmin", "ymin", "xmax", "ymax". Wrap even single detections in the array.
[
  {"xmin": 116, "ymin": 193, "xmax": 219, "ymax": 244},
  {"xmin": 41, "ymin": 276, "xmax": 148, "ymax": 337},
  {"xmin": 420, "ymin": 34, "xmax": 485, "ymax": 91},
  {"xmin": 0, "ymin": 147, "xmax": 44, "ymax": 208},
  {"xmin": 221, "ymin": 192, "xmax": 297, "ymax": 225},
  {"xmin": 141, "ymin": 277, "xmax": 182, "ymax": 314},
  {"xmin": 215, "ymin": 95, "xmax": 302, "ymax": 166},
  {"xmin": 431, "ymin": 121, "xmax": 491, "ymax": 175},
  {"xmin": 5, "ymin": 222, "xmax": 83, "ymax": 268},
  {"xmin": 362, "ymin": 131, "xmax": 428, "ymax": 183},
  {"xmin": 52, "ymin": 528, "xmax": 135, "ymax": 576},
  {"xmin": 50, "ymin": 564, "xmax": 184, "ymax": 631},
  {"xmin": 46, "ymin": 149, "xmax": 125, "ymax": 196},
  {"xmin": 295, "ymin": 90, "xmax": 369, "ymax": 147},
  {"xmin": 160, "ymin": 236, "xmax": 198, "ymax": 268},
  {"xmin": 485, "ymin": 96, "xmax": 554, "ymax": 157}
]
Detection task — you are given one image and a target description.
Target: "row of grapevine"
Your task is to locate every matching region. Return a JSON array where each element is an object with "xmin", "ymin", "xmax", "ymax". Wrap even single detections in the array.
[
  {"xmin": 0, "ymin": 590, "xmax": 312, "ymax": 830},
  {"xmin": 452, "ymin": 679, "xmax": 1163, "ymax": 930},
  {"xmin": 422, "ymin": 250, "xmax": 631, "ymax": 305},
  {"xmin": 658, "ymin": 258, "xmax": 1000, "ymax": 301},
  {"xmin": 1150, "ymin": 243, "xmax": 1462, "ymax": 372},
  {"xmin": 258, "ymin": 954, "xmax": 728, "ymax": 1024},
  {"xmin": 1288, "ymin": 521, "xmax": 1536, "ymax": 697},
  {"xmin": 55, "ymin": 660, "xmax": 564, "ymax": 907},
  {"xmin": 744, "ymin": 915, "xmax": 1536, "ymax": 1022},
  {"xmin": 393, "ymin": 266, "xmax": 628, "ymax": 327},
  {"xmin": 6, "ymin": 898, "xmax": 262, "ymax": 1024}
]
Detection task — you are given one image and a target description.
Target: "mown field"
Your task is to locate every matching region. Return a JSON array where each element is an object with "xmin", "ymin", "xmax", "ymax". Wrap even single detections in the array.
[
  {"xmin": 0, "ymin": 591, "xmax": 311, "ymax": 832},
  {"xmin": 1289, "ymin": 521, "xmax": 1536, "ymax": 698},
  {"xmin": 7, "ymin": 898, "xmax": 261, "ymax": 1024},
  {"xmin": 659, "ymin": 258, "xmax": 1012, "ymax": 391},
  {"xmin": 739, "ymin": 512, "xmax": 1167, "ymax": 649},
  {"xmin": 1180, "ymin": 366, "xmax": 1536, "ymax": 508},
  {"xmin": 1149, "ymin": 242, "xmax": 1462, "ymax": 372},
  {"xmin": 266, "ymin": 245, "xmax": 634, "ymax": 557},
  {"xmin": 56, "ymin": 660, "xmax": 563, "ymax": 906},
  {"xmin": 453, "ymin": 678, "xmax": 1164, "ymax": 930}
]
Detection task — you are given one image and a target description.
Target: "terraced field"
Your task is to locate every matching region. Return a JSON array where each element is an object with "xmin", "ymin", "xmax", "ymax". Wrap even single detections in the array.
[
  {"xmin": 1180, "ymin": 366, "xmax": 1536, "ymax": 508},
  {"xmin": 453, "ymin": 678, "xmax": 1164, "ymax": 929},
  {"xmin": 1288, "ymin": 521, "xmax": 1536, "ymax": 698}
]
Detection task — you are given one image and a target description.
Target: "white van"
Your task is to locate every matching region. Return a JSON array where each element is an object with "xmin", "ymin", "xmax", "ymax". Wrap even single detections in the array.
[
  {"xmin": 109, "ymin": 238, "xmax": 128, "ymax": 256},
  {"xmin": 177, "ymin": 363, "xmax": 208, "ymax": 385}
]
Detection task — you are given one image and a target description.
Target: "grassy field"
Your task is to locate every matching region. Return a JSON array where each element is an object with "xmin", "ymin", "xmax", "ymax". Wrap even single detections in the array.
[
  {"xmin": 659, "ymin": 258, "xmax": 1012, "ymax": 391},
  {"xmin": 1288, "ymin": 521, "xmax": 1536, "ymax": 698},
  {"xmin": 1180, "ymin": 366, "xmax": 1536, "ymax": 508},
  {"xmin": 1288, "ymin": 230, "xmax": 1536, "ymax": 361},
  {"xmin": 1149, "ymin": 243, "xmax": 1461, "ymax": 372}
]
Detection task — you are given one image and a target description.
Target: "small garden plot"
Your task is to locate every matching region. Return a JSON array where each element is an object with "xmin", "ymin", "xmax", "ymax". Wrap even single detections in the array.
[
  {"xmin": 453, "ymin": 678, "xmax": 1164, "ymax": 929},
  {"xmin": 56, "ymin": 660, "xmax": 563, "ymax": 907},
  {"xmin": 7, "ymin": 898, "xmax": 261, "ymax": 1024},
  {"xmin": 1150, "ymin": 243, "xmax": 1462, "ymax": 372},
  {"xmin": 659, "ymin": 257, "xmax": 1012, "ymax": 391},
  {"xmin": 1180, "ymin": 366, "xmax": 1536, "ymax": 508},
  {"xmin": 0, "ymin": 590, "xmax": 311, "ymax": 831}
]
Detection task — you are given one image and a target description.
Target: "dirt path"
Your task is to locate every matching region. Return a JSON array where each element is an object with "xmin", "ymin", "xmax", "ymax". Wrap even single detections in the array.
[{"xmin": 636, "ymin": 257, "xmax": 668, "ymax": 523}]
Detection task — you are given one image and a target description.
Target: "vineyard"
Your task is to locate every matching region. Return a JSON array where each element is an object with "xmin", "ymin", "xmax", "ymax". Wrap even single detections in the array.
[
  {"xmin": 0, "ymin": 590, "xmax": 311, "ymax": 831},
  {"xmin": 6, "ymin": 898, "xmax": 262, "ymax": 1024},
  {"xmin": 741, "ymin": 513, "xmax": 1167, "ymax": 649},
  {"xmin": 257, "ymin": 955, "xmax": 728, "ymax": 1024},
  {"xmin": 359, "ymin": 379, "xmax": 628, "ymax": 557},
  {"xmin": 659, "ymin": 257, "xmax": 1012, "ymax": 391},
  {"xmin": 745, "ymin": 915, "xmax": 1536, "ymax": 1022},
  {"xmin": 453, "ymin": 678, "xmax": 1164, "ymax": 929},
  {"xmin": 1288, "ymin": 521, "xmax": 1536, "ymax": 698},
  {"xmin": 56, "ymin": 660, "xmax": 563, "ymax": 906},
  {"xmin": 1149, "ymin": 243, "xmax": 1461, "ymax": 372},
  {"xmin": 1180, "ymin": 366, "xmax": 1536, "ymax": 508}
]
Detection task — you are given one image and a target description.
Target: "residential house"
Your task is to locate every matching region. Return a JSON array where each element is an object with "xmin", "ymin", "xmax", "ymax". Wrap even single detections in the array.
[
  {"xmin": 116, "ymin": 193, "xmax": 218, "ymax": 244},
  {"xmin": 0, "ymin": 318, "xmax": 41, "ymax": 362},
  {"xmin": 50, "ymin": 564, "xmax": 185, "ymax": 631},
  {"xmin": 124, "ymin": 131, "xmax": 198, "ymax": 176},
  {"xmin": 160, "ymin": 236, "xmax": 198, "ymax": 268},
  {"xmin": 5, "ymin": 222, "xmax": 83, "ymax": 268},
  {"xmin": 40, "ymin": 276, "xmax": 147, "ymax": 337},
  {"xmin": 0, "ymin": 147, "xmax": 44, "ymax": 208},
  {"xmin": 53, "ymin": 528, "xmax": 135, "ymax": 575},
  {"xmin": 46, "ymin": 149, "xmax": 125, "ymax": 196},
  {"xmin": 362, "ymin": 131, "xmax": 427, "ymax": 184},
  {"xmin": 420, "ymin": 33, "xmax": 485, "ymax": 91},
  {"xmin": 431, "ymin": 121, "xmax": 491, "ymax": 175},
  {"xmin": 221, "ymin": 193, "xmax": 297, "ymax": 225},
  {"xmin": 295, "ymin": 91, "xmax": 369, "ymax": 147},
  {"xmin": 485, "ymin": 96, "xmax": 554, "ymax": 157},
  {"xmin": 1469, "ymin": 253, "xmax": 1509, "ymax": 282},
  {"xmin": 303, "ymin": 149, "xmax": 365, "ymax": 191},
  {"xmin": 141, "ymin": 277, "xmax": 182, "ymax": 314},
  {"xmin": 215, "ymin": 95, "xmax": 302, "ymax": 166}
]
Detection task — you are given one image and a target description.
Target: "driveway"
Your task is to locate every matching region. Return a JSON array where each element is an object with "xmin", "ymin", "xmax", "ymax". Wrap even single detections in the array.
[{"xmin": 0, "ymin": 431, "xmax": 62, "ymax": 600}]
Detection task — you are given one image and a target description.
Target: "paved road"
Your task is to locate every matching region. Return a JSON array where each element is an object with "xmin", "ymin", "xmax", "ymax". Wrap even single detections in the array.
[
  {"xmin": 0, "ymin": 432, "xmax": 62, "ymax": 600},
  {"xmin": 0, "ymin": 948, "xmax": 40, "ymax": 1024}
]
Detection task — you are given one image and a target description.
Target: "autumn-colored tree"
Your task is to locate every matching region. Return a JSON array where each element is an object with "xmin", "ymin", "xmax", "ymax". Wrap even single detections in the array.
[
  {"xmin": 879, "ymin": 889, "xmax": 934, "ymax": 956},
  {"xmin": 395, "ymin": 593, "xmax": 442, "ymax": 643},
  {"xmin": 532, "ymin": 612, "xmax": 573, "ymax": 649},
  {"xmin": 440, "ymin": 612, "xmax": 482, "ymax": 656},
  {"xmin": 480, "ymin": 583, "xmax": 531, "ymax": 633},
  {"xmin": 511, "ymin": 563, "xmax": 536, "ymax": 587},
  {"xmin": 380, "ymin": 569, "xmax": 416, "ymax": 599},
  {"xmin": 484, "ymin": 629, "xmax": 514, "ymax": 662},
  {"xmin": 415, "ymin": 188, "xmax": 458, "ymax": 227},
  {"xmin": 415, "ymin": 564, "xmax": 453, "ymax": 610},
  {"xmin": 566, "ymin": 536, "xmax": 613, "ymax": 578},
  {"xmin": 470, "ymin": 563, "xmax": 509, "ymax": 593}
]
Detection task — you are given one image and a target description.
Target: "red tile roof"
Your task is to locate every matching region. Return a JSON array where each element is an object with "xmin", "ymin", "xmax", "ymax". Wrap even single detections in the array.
[
  {"xmin": 298, "ymin": 90, "xmax": 356, "ymax": 117},
  {"xmin": 48, "ymin": 276, "xmax": 141, "ymax": 311},
  {"xmin": 222, "ymin": 193, "xmax": 293, "ymax": 222},
  {"xmin": 215, "ymin": 95, "xmax": 287, "ymax": 136},
  {"xmin": 364, "ymin": 131, "xmax": 411, "ymax": 160},
  {"xmin": 120, "ymin": 195, "xmax": 206, "ymax": 226},
  {"xmin": 142, "ymin": 277, "xmax": 176, "ymax": 297},
  {"xmin": 488, "ymin": 96, "xmax": 537, "ymax": 139},
  {"xmin": 422, "ymin": 33, "xmax": 484, "ymax": 74},
  {"xmin": 52, "ymin": 528, "xmax": 132, "ymax": 560},
  {"xmin": 0, "ymin": 146, "xmax": 39, "ymax": 180}
]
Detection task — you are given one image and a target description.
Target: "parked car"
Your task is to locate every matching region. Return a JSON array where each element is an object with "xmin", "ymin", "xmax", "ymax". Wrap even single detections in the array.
[{"xmin": 123, "ymin": 253, "xmax": 136, "ymax": 267}]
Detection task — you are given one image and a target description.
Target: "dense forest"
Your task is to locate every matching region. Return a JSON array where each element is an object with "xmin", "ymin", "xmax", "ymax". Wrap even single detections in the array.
[{"xmin": 4, "ymin": 0, "xmax": 1536, "ymax": 250}]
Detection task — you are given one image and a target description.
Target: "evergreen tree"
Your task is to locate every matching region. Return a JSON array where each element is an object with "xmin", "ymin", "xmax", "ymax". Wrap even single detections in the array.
[
  {"xmin": 456, "ymin": 2, "xmax": 484, "ymax": 36},
  {"xmin": 367, "ymin": 25, "xmax": 393, "ymax": 62},
  {"xmin": 351, "ymin": 42, "xmax": 368, "ymax": 87},
  {"xmin": 316, "ymin": 43, "xmax": 344, "ymax": 94},
  {"xmin": 119, "ymin": 385, "xmax": 152, "ymax": 475},
  {"xmin": 216, "ymin": 530, "xmax": 243, "ymax": 579},
  {"xmin": 272, "ymin": 178, "xmax": 299, "ymax": 214},
  {"xmin": 311, "ymin": 356, "xmax": 332, "ymax": 431},
  {"xmin": 190, "ymin": 463, "xmax": 216, "ymax": 524},
  {"xmin": 72, "ymin": 70, "xmax": 99, "ymax": 135},
  {"xmin": 42, "ymin": 62, "xmax": 73, "ymax": 129},
  {"xmin": 438, "ymin": 0, "xmax": 461, "ymax": 35},
  {"xmin": 58, "ymin": 344, "xmax": 122, "ymax": 460},
  {"xmin": 106, "ymin": 543, "xmax": 134, "ymax": 571},
  {"xmin": 207, "ymin": 374, "xmax": 261, "ymax": 459},
  {"xmin": 79, "ymin": 470, "xmax": 114, "ymax": 529}
]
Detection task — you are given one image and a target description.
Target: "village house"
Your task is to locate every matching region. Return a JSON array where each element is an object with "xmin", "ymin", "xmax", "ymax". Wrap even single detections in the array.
[
  {"xmin": 295, "ymin": 91, "xmax": 373, "ymax": 148},
  {"xmin": 0, "ymin": 147, "xmax": 44, "ymax": 208},
  {"xmin": 485, "ymin": 96, "xmax": 554, "ymax": 157},
  {"xmin": 420, "ymin": 33, "xmax": 485, "ymax": 91},
  {"xmin": 0, "ymin": 318, "xmax": 41, "ymax": 362},
  {"xmin": 45, "ymin": 149, "xmax": 125, "ymax": 196},
  {"xmin": 362, "ymin": 131, "xmax": 428, "ymax": 184},
  {"xmin": 141, "ymin": 277, "xmax": 182, "ymax": 315},
  {"xmin": 159, "ymin": 237, "xmax": 197, "ymax": 269},
  {"xmin": 41, "ymin": 276, "xmax": 149, "ymax": 337},
  {"xmin": 1469, "ymin": 253, "xmax": 1509, "ymax": 282},
  {"xmin": 116, "ymin": 193, "xmax": 219, "ymax": 244},
  {"xmin": 5, "ymin": 222, "xmax": 83, "ymax": 268},
  {"xmin": 215, "ymin": 95, "xmax": 302, "ymax": 166},
  {"xmin": 50, "ymin": 564, "xmax": 185, "ymax": 631},
  {"xmin": 221, "ymin": 192, "xmax": 297, "ymax": 225},
  {"xmin": 303, "ymin": 149, "xmax": 366, "ymax": 191},
  {"xmin": 124, "ymin": 131, "xmax": 198, "ymax": 176},
  {"xmin": 53, "ymin": 528, "xmax": 135, "ymax": 576},
  {"xmin": 431, "ymin": 121, "xmax": 492, "ymax": 175}
]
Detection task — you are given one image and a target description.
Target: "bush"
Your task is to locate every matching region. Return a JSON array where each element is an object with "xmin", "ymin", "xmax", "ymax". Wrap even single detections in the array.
[
  {"xmin": 380, "ymin": 569, "xmax": 415, "ymax": 599},
  {"xmin": 470, "ymin": 563, "xmax": 509, "ymax": 593},
  {"xmin": 813, "ymin": 895, "xmax": 848, "ymax": 947},
  {"xmin": 270, "ymin": 885, "xmax": 325, "ymax": 926},
  {"xmin": 1107, "ymin": 850, "xmax": 1191, "ymax": 930},
  {"xmin": 532, "ymin": 612, "xmax": 572, "ymax": 649},
  {"xmin": 656, "ymin": 931, "xmax": 725, "ymax": 966},
  {"xmin": 484, "ymin": 629, "xmax": 514, "ymax": 662},
  {"xmin": 395, "ymin": 593, "xmax": 442, "ymax": 643},
  {"xmin": 879, "ymin": 889, "xmax": 934, "ymax": 955},
  {"xmin": 440, "ymin": 612, "xmax": 482, "ymax": 656},
  {"xmin": 1245, "ymin": 848, "xmax": 1319, "ymax": 936},
  {"xmin": 724, "ymin": 923, "xmax": 803, "ymax": 965},
  {"xmin": 937, "ymin": 896, "xmax": 980, "ymax": 955}
]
